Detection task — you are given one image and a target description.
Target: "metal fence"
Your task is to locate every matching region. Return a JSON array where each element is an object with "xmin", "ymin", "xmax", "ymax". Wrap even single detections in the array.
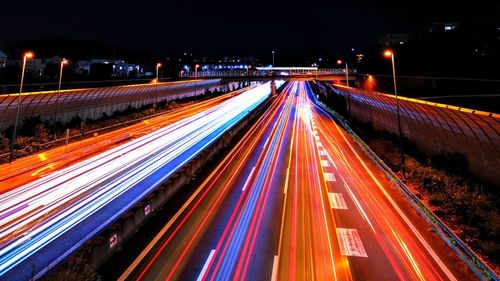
[
  {"xmin": 329, "ymin": 84, "xmax": 500, "ymax": 185},
  {"xmin": 180, "ymin": 68, "xmax": 356, "ymax": 78},
  {"xmin": 0, "ymin": 79, "xmax": 223, "ymax": 129}
]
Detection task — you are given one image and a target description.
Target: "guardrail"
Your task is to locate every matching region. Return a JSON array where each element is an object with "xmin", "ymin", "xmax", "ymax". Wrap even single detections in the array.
[{"xmin": 310, "ymin": 84, "xmax": 499, "ymax": 281}]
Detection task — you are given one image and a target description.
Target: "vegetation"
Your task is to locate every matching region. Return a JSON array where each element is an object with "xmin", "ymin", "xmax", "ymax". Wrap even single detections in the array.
[
  {"xmin": 346, "ymin": 116, "xmax": 500, "ymax": 272},
  {"xmin": 367, "ymin": 135, "xmax": 500, "ymax": 267}
]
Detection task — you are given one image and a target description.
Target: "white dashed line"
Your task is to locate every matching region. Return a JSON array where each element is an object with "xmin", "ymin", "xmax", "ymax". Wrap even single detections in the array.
[
  {"xmin": 328, "ymin": 193, "xmax": 347, "ymax": 209},
  {"xmin": 336, "ymin": 228, "xmax": 368, "ymax": 257}
]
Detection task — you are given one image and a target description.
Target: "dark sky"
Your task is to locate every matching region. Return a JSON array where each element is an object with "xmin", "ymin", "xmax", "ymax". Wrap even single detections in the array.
[{"xmin": 1, "ymin": 0, "xmax": 497, "ymax": 57}]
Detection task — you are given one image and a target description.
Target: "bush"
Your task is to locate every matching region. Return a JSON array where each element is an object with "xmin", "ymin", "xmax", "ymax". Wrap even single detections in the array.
[
  {"xmin": 364, "ymin": 125, "xmax": 500, "ymax": 267},
  {"xmin": 35, "ymin": 123, "xmax": 50, "ymax": 143},
  {"xmin": 20, "ymin": 116, "xmax": 43, "ymax": 137},
  {"xmin": 431, "ymin": 152, "xmax": 469, "ymax": 176},
  {"xmin": 0, "ymin": 132, "xmax": 9, "ymax": 152}
]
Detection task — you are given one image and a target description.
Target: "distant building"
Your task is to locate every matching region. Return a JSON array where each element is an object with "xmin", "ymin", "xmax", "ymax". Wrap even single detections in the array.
[
  {"xmin": 75, "ymin": 60, "xmax": 91, "ymax": 75},
  {"xmin": 84, "ymin": 59, "xmax": 140, "ymax": 77},
  {"xmin": 6, "ymin": 56, "xmax": 62, "ymax": 77},
  {"xmin": 0, "ymin": 50, "xmax": 7, "ymax": 68},
  {"xmin": 190, "ymin": 55, "xmax": 259, "ymax": 71},
  {"xmin": 426, "ymin": 22, "xmax": 461, "ymax": 33},
  {"xmin": 378, "ymin": 33, "xmax": 411, "ymax": 46}
]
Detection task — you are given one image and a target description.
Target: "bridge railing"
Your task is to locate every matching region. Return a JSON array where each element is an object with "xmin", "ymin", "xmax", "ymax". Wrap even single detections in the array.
[{"xmin": 180, "ymin": 68, "xmax": 356, "ymax": 78}]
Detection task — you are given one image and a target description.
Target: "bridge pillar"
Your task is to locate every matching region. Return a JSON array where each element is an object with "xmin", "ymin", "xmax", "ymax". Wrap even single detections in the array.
[{"xmin": 271, "ymin": 80, "xmax": 276, "ymax": 96}]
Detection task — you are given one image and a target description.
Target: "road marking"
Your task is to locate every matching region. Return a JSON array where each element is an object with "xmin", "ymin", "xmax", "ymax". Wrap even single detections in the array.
[
  {"xmin": 284, "ymin": 168, "xmax": 290, "ymax": 195},
  {"xmin": 336, "ymin": 228, "xmax": 368, "ymax": 257},
  {"xmin": 263, "ymin": 136, "xmax": 270, "ymax": 149},
  {"xmin": 271, "ymin": 255, "xmax": 279, "ymax": 281},
  {"xmin": 241, "ymin": 166, "xmax": 256, "ymax": 192},
  {"xmin": 328, "ymin": 193, "xmax": 347, "ymax": 209},
  {"xmin": 326, "ymin": 111, "xmax": 457, "ymax": 280},
  {"xmin": 319, "ymin": 149, "xmax": 327, "ymax": 156},
  {"xmin": 197, "ymin": 249, "xmax": 216, "ymax": 281},
  {"xmin": 323, "ymin": 172, "xmax": 336, "ymax": 182},
  {"xmin": 320, "ymin": 160, "xmax": 329, "ymax": 167}
]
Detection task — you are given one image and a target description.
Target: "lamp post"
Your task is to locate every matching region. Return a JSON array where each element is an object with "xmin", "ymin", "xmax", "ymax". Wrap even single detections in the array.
[
  {"xmin": 156, "ymin": 63, "xmax": 161, "ymax": 81},
  {"xmin": 384, "ymin": 49, "xmax": 405, "ymax": 180},
  {"xmin": 194, "ymin": 64, "xmax": 199, "ymax": 101},
  {"xmin": 272, "ymin": 51, "xmax": 275, "ymax": 67},
  {"xmin": 9, "ymin": 52, "xmax": 34, "ymax": 164},
  {"xmin": 154, "ymin": 63, "xmax": 162, "ymax": 110},
  {"xmin": 337, "ymin": 59, "xmax": 351, "ymax": 117},
  {"xmin": 58, "ymin": 59, "xmax": 68, "ymax": 91},
  {"xmin": 54, "ymin": 58, "xmax": 68, "ymax": 139}
]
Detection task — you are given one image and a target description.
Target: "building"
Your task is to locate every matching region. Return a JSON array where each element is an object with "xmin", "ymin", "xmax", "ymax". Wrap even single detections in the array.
[
  {"xmin": 0, "ymin": 50, "xmax": 7, "ymax": 68},
  {"xmin": 86, "ymin": 59, "xmax": 140, "ymax": 77},
  {"xmin": 378, "ymin": 33, "xmax": 411, "ymax": 46},
  {"xmin": 6, "ymin": 56, "xmax": 62, "ymax": 77},
  {"xmin": 426, "ymin": 22, "xmax": 461, "ymax": 33}
]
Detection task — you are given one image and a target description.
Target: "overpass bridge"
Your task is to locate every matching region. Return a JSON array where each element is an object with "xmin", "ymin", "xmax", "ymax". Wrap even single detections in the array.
[{"xmin": 179, "ymin": 67, "xmax": 357, "ymax": 82}]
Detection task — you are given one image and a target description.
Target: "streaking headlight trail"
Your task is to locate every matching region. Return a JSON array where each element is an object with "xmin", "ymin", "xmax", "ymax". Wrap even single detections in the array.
[{"xmin": 0, "ymin": 81, "xmax": 283, "ymax": 280}]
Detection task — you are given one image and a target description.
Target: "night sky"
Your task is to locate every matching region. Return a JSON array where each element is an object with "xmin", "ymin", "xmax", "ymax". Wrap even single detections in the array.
[{"xmin": 1, "ymin": 0, "xmax": 497, "ymax": 57}]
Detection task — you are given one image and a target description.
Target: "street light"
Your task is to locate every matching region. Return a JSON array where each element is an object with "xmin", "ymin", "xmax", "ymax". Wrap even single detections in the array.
[
  {"xmin": 9, "ymin": 51, "xmax": 34, "ymax": 164},
  {"xmin": 383, "ymin": 49, "xmax": 406, "ymax": 180},
  {"xmin": 194, "ymin": 64, "xmax": 200, "ymax": 101},
  {"xmin": 156, "ymin": 63, "xmax": 162, "ymax": 81},
  {"xmin": 54, "ymin": 58, "xmax": 68, "ymax": 139},
  {"xmin": 272, "ymin": 51, "xmax": 275, "ymax": 67},
  {"xmin": 153, "ymin": 63, "xmax": 162, "ymax": 110},
  {"xmin": 337, "ymin": 59, "xmax": 352, "ymax": 117},
  {"xmin": 58, "ymin": 59, "xmax": 68, "ymax": 91}
]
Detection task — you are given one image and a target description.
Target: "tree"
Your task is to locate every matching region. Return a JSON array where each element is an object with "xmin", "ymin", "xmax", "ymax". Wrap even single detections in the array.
[
  {"xmin": 0, "ymin": 132, "xmax": 9, "ymax": 152},
  {"xmin": 35, "ymin": 124, "xmax": 50, "ymax": 143}
]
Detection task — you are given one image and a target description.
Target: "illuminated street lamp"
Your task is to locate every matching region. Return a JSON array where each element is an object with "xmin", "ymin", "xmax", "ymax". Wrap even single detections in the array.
[
  {"xmin": 156, "ymin": 63, "xmax": 162, "ymax": 81},
  {"xmin": 58, "ymin": 58, "xmax": 68, "ymax": 91},
  {"xmin": 54, "ymin": 58, "xmax": 68, "ymax": 138},
  {"xmin": 336, "ymin": 59, "xmax": 349, "ymax": 87},
  {"xmin": 337, "ymin": 59, "xmax": 351, "ymax": 117},
  {"xmin": 9, "ymin": 52, "xmax": 34, "ymax": 163},
  {"xmin": 272, "ymin": 51, "xmax": 275, "ymax": 67},
  {"xmin": 384, "ymin": 49, "xmax": 405, "ymax": 180},
  {"xmin": 194, "ymin": 64, "xmax": 200, "ymax": 101}
]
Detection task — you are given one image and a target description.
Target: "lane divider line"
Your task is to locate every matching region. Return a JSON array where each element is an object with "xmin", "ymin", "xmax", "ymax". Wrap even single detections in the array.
[
  {"xmin": 328, "ymin": 193, "xmax": 347, "ymax": 210},
  {"xmin": 271, "ymin": 255, "xmax": 279, "ymax": 281},
  {"xmin": 336, "ymin": 228, "xmax": 368, "ymax": 257},
  {"xmin": 197, "ymin": 249, "xmax": 216, "ymax": 281},
  {"xmin": 241, "ymin": 167, "xmax": 256, "ymax": 192},
  {"xmin": 323, "ymin": 172, "xmax": 336, "ymax": 182}
]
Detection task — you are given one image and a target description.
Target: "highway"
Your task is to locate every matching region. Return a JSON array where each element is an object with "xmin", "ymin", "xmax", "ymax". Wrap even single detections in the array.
[
  {"xmin": 119, "ymin": 81, "xmax": 477, "ymax": 280},
  {"xmin": 0, "ymin": 82, "xmax": 276, "ymax": 280}
]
